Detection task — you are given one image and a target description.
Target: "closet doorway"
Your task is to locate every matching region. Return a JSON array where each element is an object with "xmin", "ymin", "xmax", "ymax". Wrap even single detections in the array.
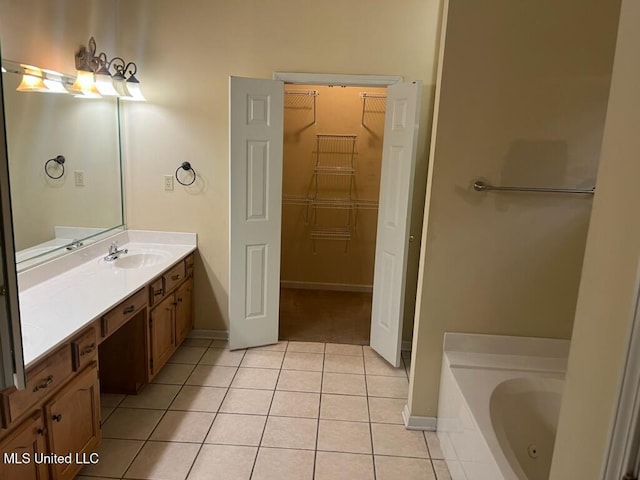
[
  {"xmin": 279, "ymin": 84, "xmax": 386, "ymax": 345},
  {"xmin": 229, "ymin": 74, "xmax": 421, "ymax": 366}
]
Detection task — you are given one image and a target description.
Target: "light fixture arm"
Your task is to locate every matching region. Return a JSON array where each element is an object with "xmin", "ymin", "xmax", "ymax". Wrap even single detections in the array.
[
  {"xmin": 108, "ymin": 57, "xmax": 127, "ymax": 79},
  {"xmin": 75, "ymin": 36, "xmax": 99, "ymax": 72}
]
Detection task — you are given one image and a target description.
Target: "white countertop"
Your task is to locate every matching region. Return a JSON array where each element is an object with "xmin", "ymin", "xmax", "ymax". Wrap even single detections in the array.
[{"xmin": 17, "ymin": 230, "xmax": 197, "ymax": 368}]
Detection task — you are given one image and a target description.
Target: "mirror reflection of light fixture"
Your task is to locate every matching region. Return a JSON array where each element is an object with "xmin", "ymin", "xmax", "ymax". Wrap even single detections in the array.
[
  {"xmin": 3, "ymin": 61, "xmax": 71, "ymax": 94},
  {"xmin": 16, "ymin": 65, "xmax": 48, "ymax": 92},
  {"xmin": 41, "ymin": 68, "xmax": 69, "ymax": 94}
]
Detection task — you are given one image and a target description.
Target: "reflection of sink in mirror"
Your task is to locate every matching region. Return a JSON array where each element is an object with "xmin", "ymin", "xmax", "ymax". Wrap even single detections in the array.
[
  {"xmin": 15, "ymin": 244, "xmax": 69, "ymax": 263},
  {"xmin": 108, "ymin": 250, "xmax": 172, "ymax": 269}
]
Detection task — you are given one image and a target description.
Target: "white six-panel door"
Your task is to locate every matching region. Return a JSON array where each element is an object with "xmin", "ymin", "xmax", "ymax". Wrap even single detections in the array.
[
  {"xmin": 229, "ymin": 77, "xmax": 284, "ymax": 350},
  {"xmin": 370, "ymin": 81, "xmax": 422, "ymax": 367},
  {"xmin": 229, "ymin": 76, "xmax": 421, "ymax": 364}
]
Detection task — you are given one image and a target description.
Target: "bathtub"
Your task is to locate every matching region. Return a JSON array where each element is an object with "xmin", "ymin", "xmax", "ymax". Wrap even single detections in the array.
[{"xmin": 436, "ymin": 333, "xmax": 569, "ymax": 480}]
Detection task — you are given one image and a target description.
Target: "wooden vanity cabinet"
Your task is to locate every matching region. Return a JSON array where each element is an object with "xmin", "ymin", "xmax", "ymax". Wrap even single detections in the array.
[
  {"xmin": 0, "ymin": 359, "xmax": 100, "ymax": 480},
  {"xmin": 149, "ymin": 294, "xmax": 176, "ymax": 377},
  {"xmin": 0, "ymin": 250, "xmax": 195, "ymax": 477},
  {"xmin": 44, "ymin": 362, "xmax": 100, "ymax": 480},
  {"xmin": 0, "ymin": 411, "xmax": 49, "ymax": 480},
  {"xmin": 147, "ymin": 254, "xmax": 194, "ymax": 379}
]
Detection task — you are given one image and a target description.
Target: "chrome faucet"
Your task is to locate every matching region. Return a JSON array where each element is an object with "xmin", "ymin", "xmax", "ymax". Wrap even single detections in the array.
[
  {"xmin": 66, "ymin": 239, "xmax": 84, "ymax": 251},
  {"xmin": 104, "ymin": 241, "xmax": 128, "ymax": 261}
]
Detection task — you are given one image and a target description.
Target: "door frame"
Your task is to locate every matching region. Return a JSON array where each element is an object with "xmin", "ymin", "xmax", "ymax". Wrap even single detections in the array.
[
  {"xmin": 274, "ymin": 72, "xmax": 412, "ymax": 350},
  {"xmin": 273, "ymin": 72, "xmax": 403, "ymax": 87},
  {"xmin": 602, "ymin": 258, "xmax": 640, "ymax": 479}
]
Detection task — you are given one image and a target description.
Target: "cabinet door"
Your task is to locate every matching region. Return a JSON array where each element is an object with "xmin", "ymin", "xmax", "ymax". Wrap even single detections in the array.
[
  {"xmin": 45, "ymin": 362, "xmax": 100, "ymax": 480},
  {"xmin": 149, "ymin": 294, "xmax": 176, "ymax": 377},
  {"xmin": 175, "ymin": 277, "xmax": 194, "ymax": 346},
  {"xmin": 0, "ymin": 411, "xmax": 49, "ymax": 480}
]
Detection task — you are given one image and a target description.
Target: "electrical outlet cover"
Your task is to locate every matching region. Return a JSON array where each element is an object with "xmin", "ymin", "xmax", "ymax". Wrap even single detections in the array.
[{"xmin": 164, "ymin": 175, "xmax": 174, "ymax": 191}]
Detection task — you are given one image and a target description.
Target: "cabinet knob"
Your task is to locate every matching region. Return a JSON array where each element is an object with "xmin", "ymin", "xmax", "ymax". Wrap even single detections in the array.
[
  {"xmin": 171, "ymin": 274, "xmax": 181, "ymax": 281},
  {"xmin": 52, "ymin": 414, "xmax": 62, "ymax": 422},
  {"xmin": 123, "ymin": 305, "xmax": 135, "ymax": 314},
  {"xmin": 154, "ymin": 289, "xmax": 163, "ymax": 297},
  {"xmin": 37, "ymin": 427, "xmax": 47, "ymax": 436}
]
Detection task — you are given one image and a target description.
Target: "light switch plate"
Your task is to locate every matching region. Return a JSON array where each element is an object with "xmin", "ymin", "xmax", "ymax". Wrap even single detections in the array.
[
  {"xmin": 74, "ymin": 170, "xmax": 85, "ymax": 186},
  {"xmin": 164, "ymin": 175, "xmax": 174, "ymax": 191}
]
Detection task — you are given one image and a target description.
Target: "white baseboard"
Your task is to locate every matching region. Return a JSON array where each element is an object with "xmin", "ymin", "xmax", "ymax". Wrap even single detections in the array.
[
  {"xmin": 189, "ymin": 329, "xmax": 228, "ymax": 340},
  {"xmin": 402, "ymin": 404, "xmax": 436, "ymax": 431},
  {"xmin": 281, "ymin": 280, "xmax": 373, "ymax": 293}
]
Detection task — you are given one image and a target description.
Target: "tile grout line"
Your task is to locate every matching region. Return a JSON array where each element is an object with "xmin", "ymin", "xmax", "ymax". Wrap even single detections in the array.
[
  {"xmin": 119, "ymin": 343, "xmax": 217, "ymax": 479},
  {"xmin": 181, "ymin": 345, "xmax": 247, "ymax": 480},
  {"xmin": 247, "ymin": 341, "xmax": 287, "ymax": 479},
  {"xmin": 364, "ymin": 355, "xmax": 377, "ymax": 480},
  {"xmin": 312, "ymin": 342, "xmax": 327, "ymax": 480}
]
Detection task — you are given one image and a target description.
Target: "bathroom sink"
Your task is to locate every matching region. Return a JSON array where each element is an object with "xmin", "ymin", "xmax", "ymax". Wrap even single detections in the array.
[{"xmin": 113, "ymin": 251, "xmax": 171, "ymax": 269}]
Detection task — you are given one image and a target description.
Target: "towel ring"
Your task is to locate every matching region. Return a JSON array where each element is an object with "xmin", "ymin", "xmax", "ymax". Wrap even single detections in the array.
[
  {"xmin": 175, "ymin": 161, "xmax": 197, "ymax": 186},
  {"xmin": 45, "ymin": 155, "xmax": 65, "ymax": 180}
]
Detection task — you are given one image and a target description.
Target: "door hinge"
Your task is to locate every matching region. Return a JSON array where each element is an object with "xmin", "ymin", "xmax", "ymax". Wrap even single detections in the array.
[{"xmin": 0, "ymin": 285, "xmax": 5, "ymax": 296}]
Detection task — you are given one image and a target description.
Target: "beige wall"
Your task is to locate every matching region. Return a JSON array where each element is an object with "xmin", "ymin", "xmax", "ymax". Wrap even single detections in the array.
[
  {"xmin": 117, "ymin": 0, "xmax": 443, "ymax": 332},
  {"xmin": 409, "ymin": 0, "xmax": 620, "ymax": 417},
  {"xmin": 549, "ymin": 0, "xmax": 636, "ymax": 477},
  {"xmin": 281, "ymin": 84, "xmax": 385, "ymax": 288},
  {"xmin": 0, "ymin": 0, "xmax": 119, "ymax": 74}
]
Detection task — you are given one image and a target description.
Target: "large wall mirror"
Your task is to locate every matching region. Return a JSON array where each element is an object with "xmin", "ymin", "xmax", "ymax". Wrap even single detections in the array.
[{"xmin": 1, "ymin": 60, "xmax": 124, "ymax": 270}]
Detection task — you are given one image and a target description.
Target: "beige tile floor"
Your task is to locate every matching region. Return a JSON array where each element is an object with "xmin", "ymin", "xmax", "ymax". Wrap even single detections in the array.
[{"xmin": 78, "ymin": 339, "xmax": 451, "ymax": 480}]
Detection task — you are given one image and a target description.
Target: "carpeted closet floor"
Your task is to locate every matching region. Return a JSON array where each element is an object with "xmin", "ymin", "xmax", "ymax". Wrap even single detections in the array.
[{"xmin": 279, "ymin": 288, "xmax": 372, "ymax": 345}]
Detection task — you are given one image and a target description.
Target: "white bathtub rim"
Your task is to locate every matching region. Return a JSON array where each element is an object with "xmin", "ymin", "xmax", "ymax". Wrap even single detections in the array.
[
  {"xmin": 451, "ymin": 366, "xmax": 565, "ymax": 480},
  {"xmin": 443, "ymin": 332, "xmax": 570, "ymax": 359}
]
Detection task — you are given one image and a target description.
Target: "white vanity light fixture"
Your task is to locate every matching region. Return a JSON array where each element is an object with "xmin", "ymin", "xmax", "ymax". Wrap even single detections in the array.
[
  {"xmin": 68, "ymin": 38, "xmax": 102, "ymax": 98},
  {"xmin": 73, "ymin": 37, "xmax": 146, "ymax": 101},
  {"xmin": 122, "ymin": 69, "xmax": 146, "ymax": 101},
  {"xmin": 108, "ymin": 56, "xmax": 146, "ymax": 101},
  {"xmin": 94, "ymin": 52, "xmax": 119, "ymax": 97}
]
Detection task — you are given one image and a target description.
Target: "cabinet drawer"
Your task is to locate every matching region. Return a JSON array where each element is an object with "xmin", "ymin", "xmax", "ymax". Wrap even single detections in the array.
[
  {"xmin": 163, "ymin": 262, "xmax": 186, "ymax": 293},
  {"xmin": 71, "ymin": 327, "xmax": 97, "ymax": 372},
  {"xmin": 149, "ymin": 278, "xmax": 165, "ymax": 307},
  {"xmin": 101, "ymin": 288, "xmax": 147, "ymax": 338},
  {"xmin": 1, "ymin": 346, "xmax": 73, "ymax": 427},
  {"xmin": 185, "ymin": 253, "xmax": 194, "ymax": 278}
]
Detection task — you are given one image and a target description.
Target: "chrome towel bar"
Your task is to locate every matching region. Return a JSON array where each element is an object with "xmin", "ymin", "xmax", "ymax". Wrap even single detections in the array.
[{"xmin": 473, "ymin": 180, "xmax": 595, "ymax": 195}]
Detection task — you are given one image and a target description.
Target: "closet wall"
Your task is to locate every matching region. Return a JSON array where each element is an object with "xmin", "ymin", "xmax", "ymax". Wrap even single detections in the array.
[{"xmin": 281, "ymin": 84, "xmax": 386, "ymax": 289}]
